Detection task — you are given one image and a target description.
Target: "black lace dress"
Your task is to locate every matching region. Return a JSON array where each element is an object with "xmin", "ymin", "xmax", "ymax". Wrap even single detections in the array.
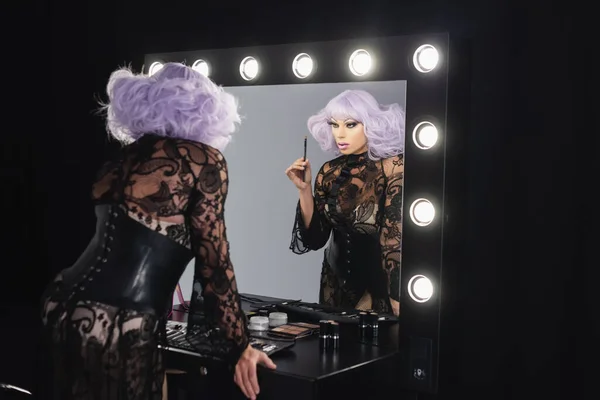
[
  {"xmin": 40, "ymin": 135, "xmax": 249, "ymax": 399},
  {"xmin": 290, "ymin": 152, "xmax": 404, "ymax": 314}
]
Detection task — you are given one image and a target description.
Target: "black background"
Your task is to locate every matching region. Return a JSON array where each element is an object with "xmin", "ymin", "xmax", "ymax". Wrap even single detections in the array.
[{"xmin": 2, "ymin": 1, "xmax": 588, "ymax": 399}]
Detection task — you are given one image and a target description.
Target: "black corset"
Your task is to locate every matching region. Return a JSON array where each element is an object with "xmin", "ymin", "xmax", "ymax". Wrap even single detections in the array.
[
  {"xmin": 60, "ymin": 204, "xmax": 194, "ymax": 315},
  {"xmin": 325, "ymin": 227, "xmax": 389, "ymax": 300}
]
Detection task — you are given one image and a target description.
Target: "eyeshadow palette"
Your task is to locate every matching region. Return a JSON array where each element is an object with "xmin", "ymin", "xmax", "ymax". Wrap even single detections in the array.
[{"xmin": 269, "ymin": 322, "xmax": 320, "ymax": 339}]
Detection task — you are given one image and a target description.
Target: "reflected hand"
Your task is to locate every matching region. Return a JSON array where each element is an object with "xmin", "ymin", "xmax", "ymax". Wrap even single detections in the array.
[
  {"xmin": 390, "ymin": 298, "xmax": 400, "ymax": 316},
  {"xmin": 285, "ymin": 158, "xmax": 312, "ymax": 191},
  {"xmin": 234, "ymin": 345, "xmax": 277, "ymax": 399}
]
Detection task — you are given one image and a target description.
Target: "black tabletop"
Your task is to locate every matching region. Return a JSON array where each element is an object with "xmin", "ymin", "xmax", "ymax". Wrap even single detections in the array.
[
  {"xmin": 261, "ymin": 323, "xmax": 399, "ymax": 381},
  {"xmin": 170, "ymin": 293, "xmax": 400, "ymax": 381}
]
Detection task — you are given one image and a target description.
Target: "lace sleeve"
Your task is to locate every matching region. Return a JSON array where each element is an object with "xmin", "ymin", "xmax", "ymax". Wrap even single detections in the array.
[
  {"xmin": 380, "ymin": 155, "xmax": 404, "ymax": 304},
  {"xmin": 188, "ymin": 146, "xmax": 249, "ymax": 360},
  {"xmin": 290, "ymin": 164, "xmax": 332, "ymax": 254}
]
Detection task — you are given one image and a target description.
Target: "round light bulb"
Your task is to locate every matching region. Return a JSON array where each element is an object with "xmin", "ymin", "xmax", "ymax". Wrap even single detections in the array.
[
  {"xmin": 413, "ymin": 121, "xmax": 439, "ymax": 149},
  {"xmin": 192, "ymin": 59, "xmax": 210, "ymax": 77},
  {"xmin": 409, "ymin": 198, "xmax": 435, "ymax": 226},
  {"xmin": 240, "ymin": 56, "xmax": 259, "ymax": 81},
  {"xmin": 408, "ymin": 275, "xmax": 434, "ymax": 303},
  {"xmin": 349, "ymin": 49, "xmax": 372, "ymax": 76},
  {"xmin": 148, "ymin": 62, "xmax": 164, "ymax": 76},
  {"xmin": 413, "ymin": 44, "xmax": 439, "ymax": 73},
  {"xmin": 292, "ymin": 53, "xmax": 314, "ymax": 78}
]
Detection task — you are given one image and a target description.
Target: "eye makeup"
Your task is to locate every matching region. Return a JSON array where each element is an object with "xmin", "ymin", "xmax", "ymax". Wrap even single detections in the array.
[{"xmin": 327, "ymin": 119, "xmax": 360, "ymax": 128}]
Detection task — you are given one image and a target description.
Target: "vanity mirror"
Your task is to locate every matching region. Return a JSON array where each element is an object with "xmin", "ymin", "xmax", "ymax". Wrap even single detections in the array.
[{"xmin": 145, "ymin": 33, "xmax": 462, "ymax": 393}]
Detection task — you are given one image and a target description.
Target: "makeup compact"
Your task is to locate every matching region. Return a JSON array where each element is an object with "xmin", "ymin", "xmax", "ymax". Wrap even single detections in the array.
[{"xmin": 269, "ymin": 322, "xmax": 319, "ymax": 340}]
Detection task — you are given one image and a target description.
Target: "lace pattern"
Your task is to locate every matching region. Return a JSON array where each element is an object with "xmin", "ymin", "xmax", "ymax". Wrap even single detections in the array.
[
  {"xmin": 91, "ymin": 135, "xmax": 248, "ymax": 349},
  {"xmin": 290, "ymin": 152, "xmax": 404, "ymax": 313},
  {"xmin": 41, "ymin": 135, "xmax": 249, "ymax": 398},
  {"xmin": 41, "ymin": 275, "xmax": 164, "ymax": 400}
]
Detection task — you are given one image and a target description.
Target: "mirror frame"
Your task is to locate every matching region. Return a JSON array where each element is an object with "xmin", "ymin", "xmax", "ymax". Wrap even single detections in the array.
[{"xmin": 145, "ymin": 33, "xmax": 459, "ymax": 393}]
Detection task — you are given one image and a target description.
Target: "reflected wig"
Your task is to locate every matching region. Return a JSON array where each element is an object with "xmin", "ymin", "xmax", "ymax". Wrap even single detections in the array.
[
  {"xmin": 307, "ymin": 90, "xmax": 405, "ymax": 160},
  {"xmin": 101, "ymin": 62, "xmax": 241, "ymax": 151}
]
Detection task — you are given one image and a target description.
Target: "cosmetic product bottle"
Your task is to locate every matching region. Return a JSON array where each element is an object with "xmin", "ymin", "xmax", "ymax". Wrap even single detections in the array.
[
  {"xmin": 319, "ymin": 320, "xmax": 330, "ymax": 351},
  {"xmin": 369, "ymin": 312, "xmax": 379, "ymax": 337},
  {"xmin": 358, "ymin": 311, "xmax": 369, "ymax": 339},
  {"xmin": 330, "ymin": 321, "xmax": 339, "ymax": 350}
]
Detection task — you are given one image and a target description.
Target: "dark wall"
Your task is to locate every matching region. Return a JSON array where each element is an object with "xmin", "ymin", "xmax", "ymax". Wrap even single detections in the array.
[{"xmin": 3, "ymin": 0, "xmax": 583, "ymax": 399}]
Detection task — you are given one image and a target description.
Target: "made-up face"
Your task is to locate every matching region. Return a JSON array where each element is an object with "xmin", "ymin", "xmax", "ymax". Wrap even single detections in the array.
[{"xmin": 328, "ymin": 118, "xmax": 368, "ymax": 155}]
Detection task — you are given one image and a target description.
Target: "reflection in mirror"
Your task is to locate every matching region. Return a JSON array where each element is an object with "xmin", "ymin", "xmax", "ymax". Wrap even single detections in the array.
[
  {"xmin": 287, "ymin": 89, "xmax": 405, "ymax": 317},
  {"xmin": 178, "ymin": 81, "xmax": 406, "ymax": 317}
]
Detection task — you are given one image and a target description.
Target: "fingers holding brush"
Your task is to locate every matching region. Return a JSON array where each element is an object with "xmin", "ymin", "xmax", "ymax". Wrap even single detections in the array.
[
  {"xmin": 285, "ymin": 158, "xmax": 311, "ymax": 190},
  {"xmin": 285, "ymin": 135, "xmax": 311, "ymax": 190}
]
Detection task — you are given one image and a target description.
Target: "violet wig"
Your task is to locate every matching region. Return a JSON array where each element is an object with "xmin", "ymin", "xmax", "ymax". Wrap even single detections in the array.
[
  {"xmin": 101, "ymin": 62, "xmax": 241, "ymax": 151},
  {"xmin": 307, "ymin": 90, "xmax": 405, "ymax": 160}
]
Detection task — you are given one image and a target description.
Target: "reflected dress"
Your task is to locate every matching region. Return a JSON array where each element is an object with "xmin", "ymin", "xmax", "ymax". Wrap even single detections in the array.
[
  {"xmin": 40, "ymin": 135, "xmax": 249, "ymax": 399},
  {"xmin": 290, "ymin": 152, "xmax": 404, "ymax": 314}
]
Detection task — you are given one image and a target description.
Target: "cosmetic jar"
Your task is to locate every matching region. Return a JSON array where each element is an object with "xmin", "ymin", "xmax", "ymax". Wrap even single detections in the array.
[
  {"xmin": 268, "ymin": 312, "xmax": 288, "ymax": 327},
  {"xmin": 248, "ymin": 316, "xmax": 269, "ymax": 331}
]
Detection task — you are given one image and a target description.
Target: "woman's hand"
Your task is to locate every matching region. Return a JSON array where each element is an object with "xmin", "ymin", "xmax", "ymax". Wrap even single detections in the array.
[
  {"xmin": 234, "ymin": 345, "xmax": 277, "ymax": 399},
  {"xmin": 285, "ymin": 158, "xmax": 312, "ymax": 191}
]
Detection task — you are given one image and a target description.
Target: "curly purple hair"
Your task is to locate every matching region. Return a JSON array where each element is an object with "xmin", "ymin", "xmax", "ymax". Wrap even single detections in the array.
[
  {"xmin": 100, "ymin": 62, "xmax": 241, "ymax": 151},
  {"xmin": 307, "ymin": 89, "xmax": 405, "ymax": 160}
]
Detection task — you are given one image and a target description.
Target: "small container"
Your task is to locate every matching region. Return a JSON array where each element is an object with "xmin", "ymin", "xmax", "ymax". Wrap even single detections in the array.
[
  {"xmin": 358, "ymin": 311, "xmax": 369, "ymax": 339},
  {"xmin": 330, "ymin": 321, "xmax": 340, "ymax": 350},
  {"xmin": 319, "ymin": 320, "xmax": 330, "ymax": 351},
  {"xmin": 248, "ymin": 316, "xmax": 269, "ymax": 331},
  {"xmin": 369, "ymin": 312, "xmax": 379, "ymax": 337},
  {"xmin": 268, "ymin": 312, "xmax": 288, "ymax": 327}
]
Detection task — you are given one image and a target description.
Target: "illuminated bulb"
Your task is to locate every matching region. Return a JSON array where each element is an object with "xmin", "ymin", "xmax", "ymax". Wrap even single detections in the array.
[
  {"xmin": 192, "ymin": 59, "xmax": 210, "ymax": 77},
  {"xmin": 148, "ymin": 62, "xmax": 164, "ymax": 76},
  {"xmin": 292, "ymin": 53, "xmax": 314, "ymax": 79},
  {"xmin": 409, "ymin": 198, "xmax": 435, "ymax": 226},
  {"xmin": 413, "ymin": 121, "xmax": 439, "ymax": 149},
  {"xmin": 408, "ymin": 275, "xmax": 433, "ymax": 303},
  {"xmin": 413, "ymin": 44, "xmax": 439, "ymax": 73},
  {"xmin": 349, "ymin": 49, "xmax": 372, "ymax": 76},
  {"xmin": 240, "ymin": 56, "xmax": 259, "ymax": 81}
]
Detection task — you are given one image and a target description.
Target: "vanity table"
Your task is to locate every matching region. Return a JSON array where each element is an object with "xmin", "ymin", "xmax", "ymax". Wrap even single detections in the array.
[{"xmin": 164, "ymin": 294, "xmax": 411, "ymax": 400}]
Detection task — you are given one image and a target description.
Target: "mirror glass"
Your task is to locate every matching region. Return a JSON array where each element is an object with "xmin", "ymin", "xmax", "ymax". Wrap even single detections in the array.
[{"xmin": 179, "ymin": 80, "xmax": 407, "ymax": 316}]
